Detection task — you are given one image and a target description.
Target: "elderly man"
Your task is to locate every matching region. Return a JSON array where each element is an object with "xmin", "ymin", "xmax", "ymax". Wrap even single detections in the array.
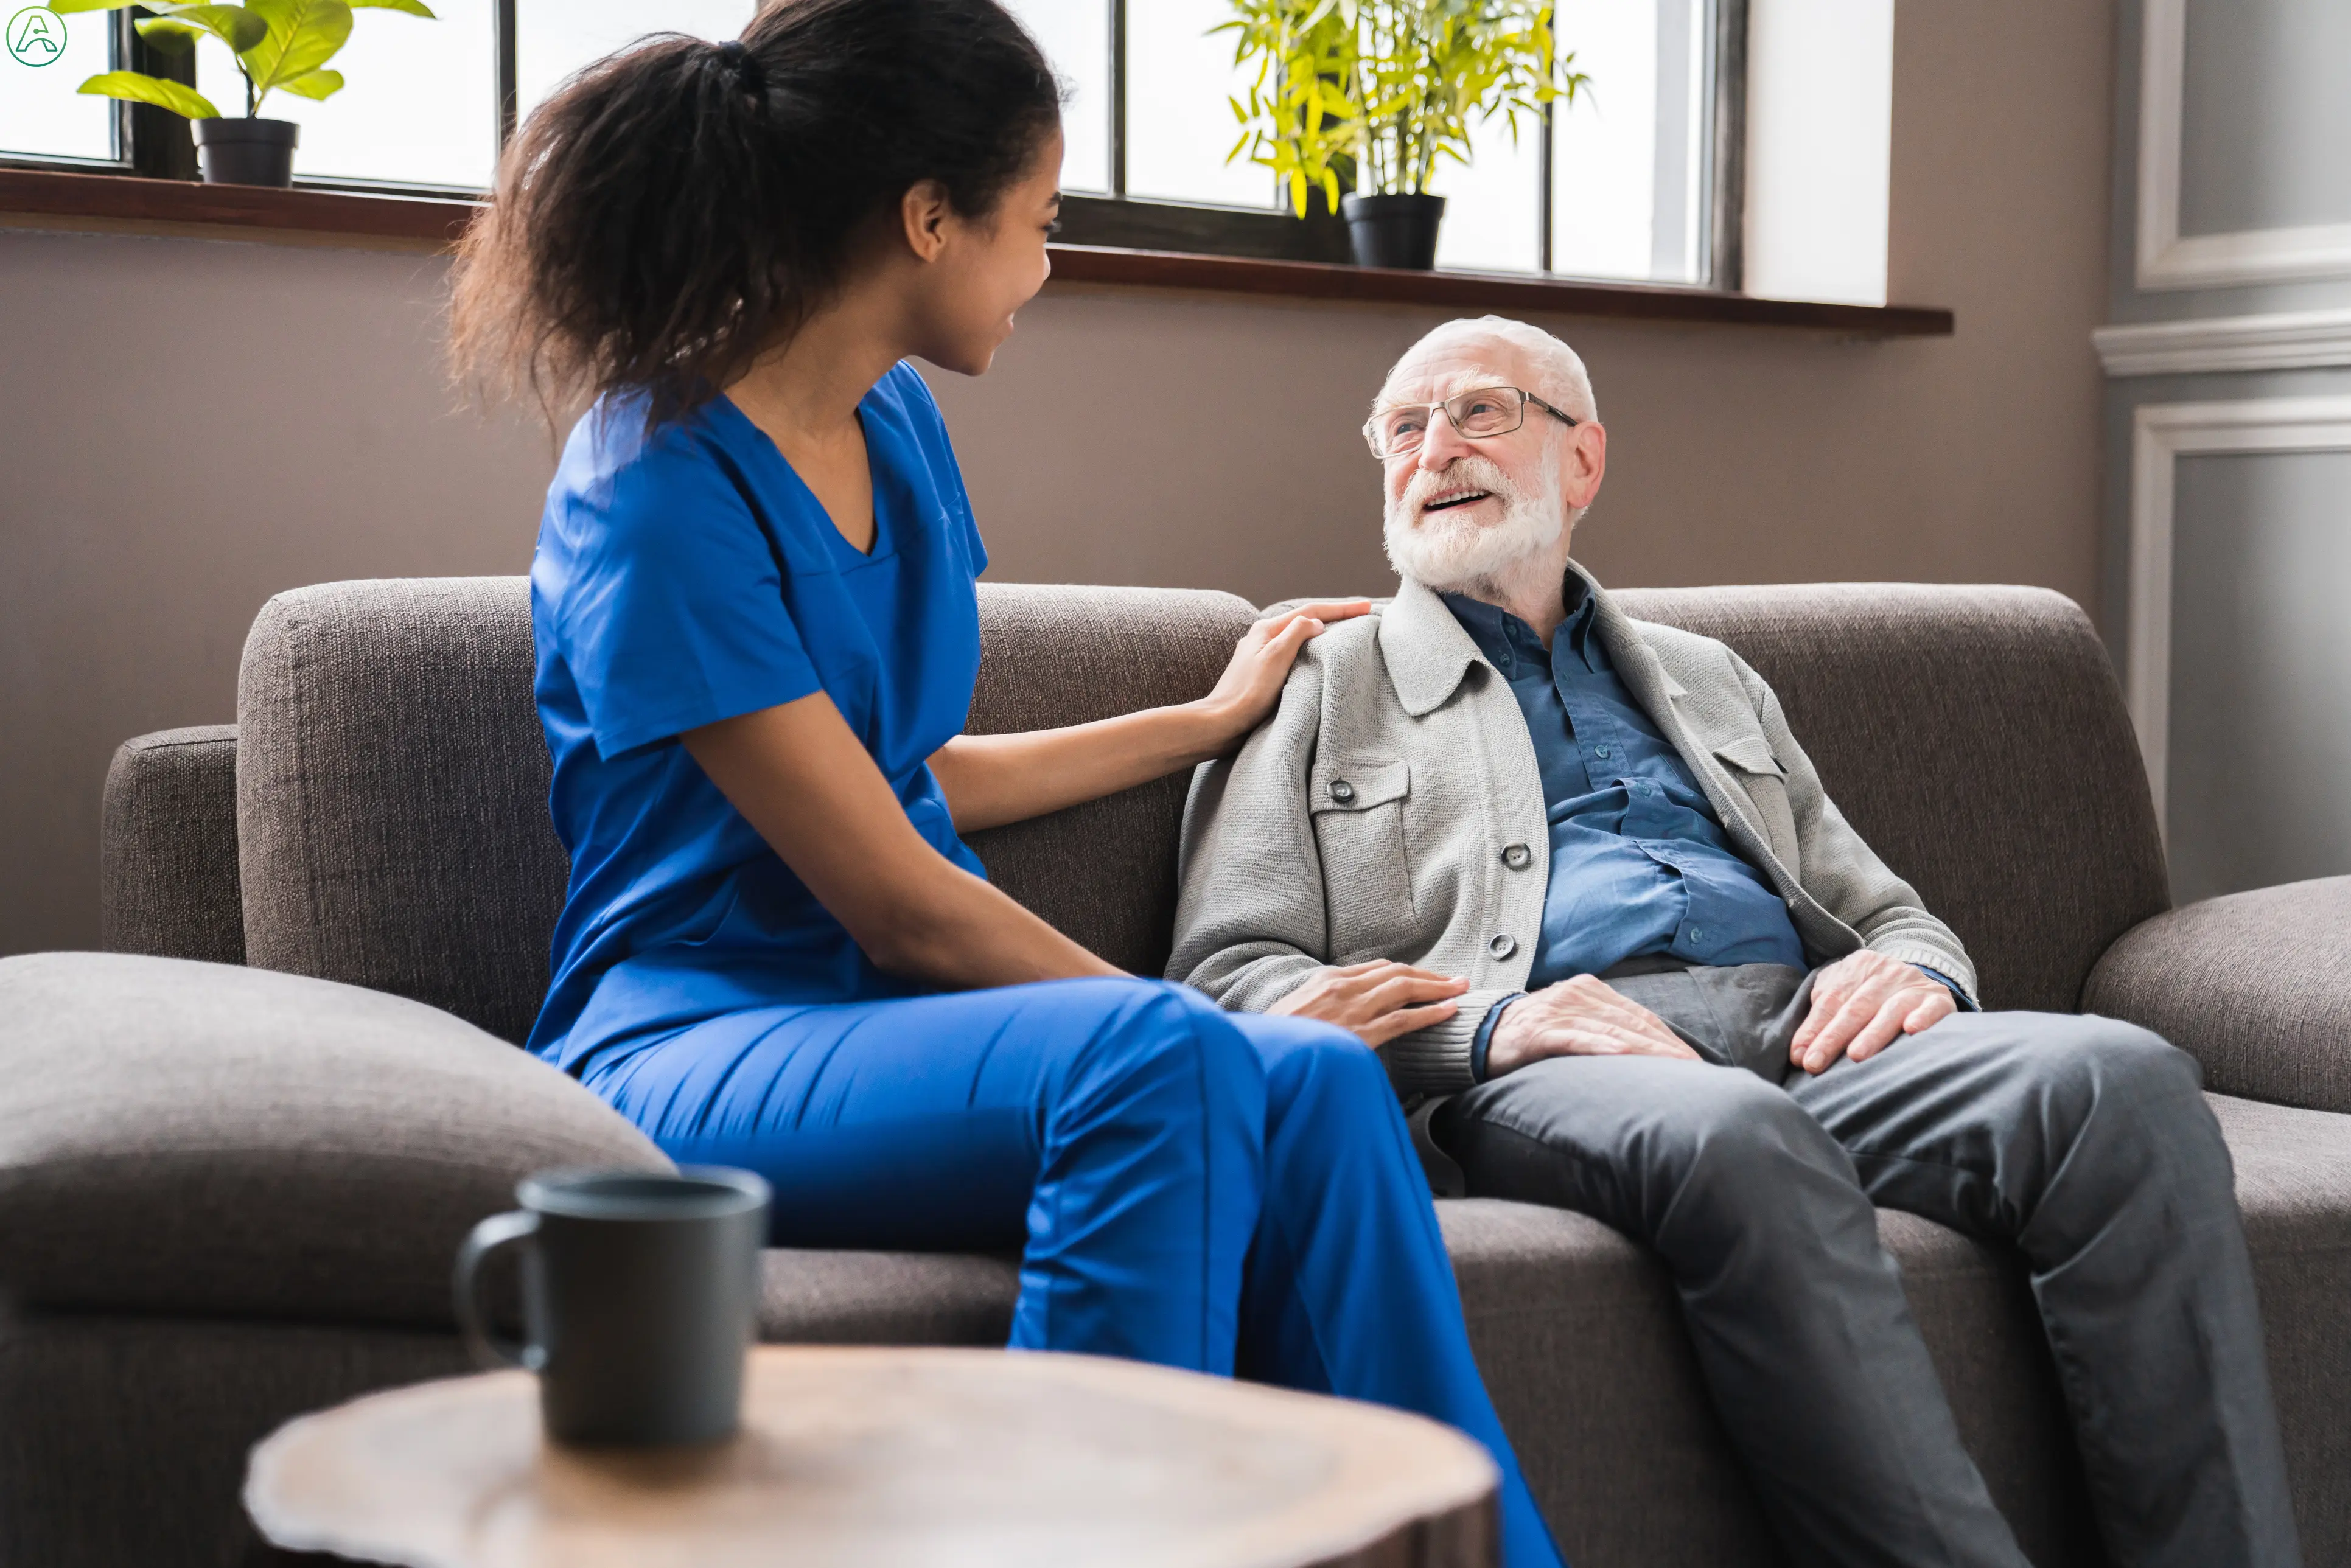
[{"xmin": 1168, "ymin": 316, "xmax": 2300, "ymax": 1568}]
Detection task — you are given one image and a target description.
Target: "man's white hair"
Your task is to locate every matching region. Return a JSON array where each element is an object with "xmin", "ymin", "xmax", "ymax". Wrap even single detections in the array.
[{"xmin": 1379, "ymin": 315, "xmax": 1598, "ymax": 423}]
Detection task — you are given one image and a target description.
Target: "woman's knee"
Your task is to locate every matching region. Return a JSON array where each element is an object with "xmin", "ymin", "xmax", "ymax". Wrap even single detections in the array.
[
  {"xmin": 1238, "ymin": 1012, "xmax": 1393, "ymax": 1112},
  {"xmin": 1060, "ymin": 979, "xmax": 1263, "ymax": 1110}
]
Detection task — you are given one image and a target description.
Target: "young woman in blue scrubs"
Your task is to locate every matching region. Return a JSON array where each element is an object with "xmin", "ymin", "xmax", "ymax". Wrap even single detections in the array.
[{"xmin": 450, "ymin": 3, "xmax": 1560, "ymax": 1561}]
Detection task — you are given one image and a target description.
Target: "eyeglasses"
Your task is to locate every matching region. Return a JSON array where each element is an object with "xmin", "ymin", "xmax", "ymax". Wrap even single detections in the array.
[{"xmin": 1362, "ymin": 385, "xmax": 1579, "ymax": 460}]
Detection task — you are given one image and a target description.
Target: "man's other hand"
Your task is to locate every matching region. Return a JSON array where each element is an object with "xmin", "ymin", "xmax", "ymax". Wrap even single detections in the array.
[
  {"xmin": 1790, "ymin": 949, "xmax": 1957, "ymax": 1075},
  {"xmin": 1268, "ymin": 960, "xmax": 1467, "ymax": 1048},
  {"xmin": 1486, "ymin": 974, "xmax": 1697, "ymax": 1077}
]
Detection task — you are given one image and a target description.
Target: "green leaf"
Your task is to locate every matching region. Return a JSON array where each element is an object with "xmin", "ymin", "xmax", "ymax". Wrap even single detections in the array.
[
  {"xmin": 141, "ymin": 4, "xmax": 269, "ymax": 52},
  {"xmin": 240, "ymin": 0, "xmax": 352, "ymax": 99},
  {"xmin": 131, "ymin": 16, "xmax": 203, "ymax": 51},
  {"xmin": 349, "ymin": 0, "xmax": 434, "ymax": 15},
  {"xmin": 274, "ymin": 64, "xmax": 342, "ymax": 98},
  {"xmin": 74, "ymin": 69, "xmax": 220, "ymax": 120},
  {"xmin": 44, "ymin": 1, "xmax": 145, "ymax": 13}
]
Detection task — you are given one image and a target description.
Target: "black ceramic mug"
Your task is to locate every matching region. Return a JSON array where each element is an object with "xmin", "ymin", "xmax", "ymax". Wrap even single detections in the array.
[{"xmin": 453, "ymin": 1167, "xmax": 770, "ymax": 1447}]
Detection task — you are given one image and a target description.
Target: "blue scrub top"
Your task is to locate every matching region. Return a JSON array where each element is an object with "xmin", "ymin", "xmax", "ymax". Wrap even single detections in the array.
[{"xmin": 525, "ymin": 362, "xmax": 989, "ymax": 1073}]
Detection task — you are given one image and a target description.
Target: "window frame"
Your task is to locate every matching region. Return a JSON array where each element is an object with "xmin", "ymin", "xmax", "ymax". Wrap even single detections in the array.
[
  {"xmin": 2, "ymin": 0, "xmax": 1751, "ymax": 294},
  {"xmin": 1057, "ymin": 0, "xmax": 1750, "ymax": 290}
]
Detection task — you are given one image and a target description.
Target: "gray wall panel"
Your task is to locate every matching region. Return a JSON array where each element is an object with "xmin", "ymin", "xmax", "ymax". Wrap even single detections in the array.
[
  {"xmin": 2165, "ymin": 448, "xmax": 2351, "ymax": 902},
  {"xmin": 2179, "ymin": 0, "xmax": 2351, "ymax": 239}
]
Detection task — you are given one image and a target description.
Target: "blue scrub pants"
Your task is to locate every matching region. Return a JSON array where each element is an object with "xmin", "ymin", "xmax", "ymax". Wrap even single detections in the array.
[{"xmin": 580, "ymin": 976, "xmax": 1562, "ymax": 1568}]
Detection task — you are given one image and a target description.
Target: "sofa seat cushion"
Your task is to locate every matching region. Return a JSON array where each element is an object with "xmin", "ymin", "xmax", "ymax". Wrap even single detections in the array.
[
  {"xmin": 0, "ymin": 953, "xmax": 669, "ymax": 1327},
  {"xmin": 1438, "ymin": 1198, "xmax": 2094, "ymax": 1567},
  {"xmin": 760, "ymin": 1249, "xmax": 1019, "ymax": 1347},
  {"xmin": 1434, "ymin": 1091, "xmax": 2351, "ymax": 1567},
  {"xmin": 2209, "ymin": 1093, "xmax": 2351, "ymax": 1560}
]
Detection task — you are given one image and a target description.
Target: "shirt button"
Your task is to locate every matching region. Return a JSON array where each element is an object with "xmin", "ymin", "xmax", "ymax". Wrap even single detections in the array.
[
  {"xmin": 1689, "ymin": 927, "xmax": 1707, "ymax": 943},
  {"xmin": 1501, "ymin": 842, "xmax": 1532, "ymax": 869},
  {"xmin": 1329, "ymin": 779, "xmax": 1355, "ymax": 804},
  {"xmin": 1594, "ymin": 744, "xmax": 1613, "ymax": 759},
  {"xmin": 1487, "ymin": 933, "xmax": 1518, "ymax": 960}
]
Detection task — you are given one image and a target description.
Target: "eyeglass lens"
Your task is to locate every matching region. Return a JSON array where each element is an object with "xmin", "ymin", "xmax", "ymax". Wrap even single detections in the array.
[{"xmin": 1372, "ymin": 388, "xmax": 1526, "ymax": 456}]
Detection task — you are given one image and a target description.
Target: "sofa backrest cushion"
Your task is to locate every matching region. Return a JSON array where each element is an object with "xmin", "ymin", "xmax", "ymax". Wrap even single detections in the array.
[
  {"xmin": 1615, "ymin": 583, "xmax": 2170, "ymax": 1012},
  {"xmin": 232, "ymin": 574, "xmax": 2166, "ymax": 1040},
  {"xmin": 236, "ymin": 577, "xmax": 1256, "ymax": 1042},
  {"xmin": 239, "ymin": 579, "xmax": 562, "ymax": 1044}
]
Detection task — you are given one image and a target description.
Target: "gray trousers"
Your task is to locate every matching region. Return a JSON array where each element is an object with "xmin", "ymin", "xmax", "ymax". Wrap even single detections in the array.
[{"xmin": 1428, "ymin": 963, "xmax": 2301, "ymax": 1568}]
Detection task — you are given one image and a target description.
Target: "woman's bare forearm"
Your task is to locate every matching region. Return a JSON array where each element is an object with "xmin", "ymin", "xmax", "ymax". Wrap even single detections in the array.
[
  {"xmin": 929, "ymin": 702, "xmax": 1231, "ymax": 832},
  {"xmin": 928, "ymin": 599, "xmax": 1375, "ymax": 833},
  {"xmin": 684, "ymin": 694, "xmax": 1120, "ymax": 991}
]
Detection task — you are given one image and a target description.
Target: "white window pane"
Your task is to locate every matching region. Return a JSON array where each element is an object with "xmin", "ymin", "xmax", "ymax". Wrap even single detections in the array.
[
  {"xmin": 1647, "ymin": 0, "xmax": 1709, "ymax": 284},
  {"xmin": 1125, "ymin": 0, "xmax": 1270, "ymax": 208},
  {"xmin": 515, "ymin": 0, "xmax": 755, "ymax": 126},
  {"xmin": 1744, "ymin": 0, "xmax": 1890, "ymax": 305},
  {"xmin": 196, "ymin": 1, "xmax": 494, "ymax": 188},
  {"xmin": 1552, "ymin": 0, "xmax": 1659, "ymax": 280},
  {"xmin": 1002, "ymin": 0, "xmax": 1109, "ymax": 193},
  {"xmin": 2, "ymin": 5, "xmax": 114, "ymax": 163},
  {"xmin": 1431, "ymin": 108, "xmax": 1543, "ymax": 274}
]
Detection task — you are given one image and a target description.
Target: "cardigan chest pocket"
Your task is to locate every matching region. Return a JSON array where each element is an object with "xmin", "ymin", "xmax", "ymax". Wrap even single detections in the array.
[
  {"xmin": 1309, "ymin": 758, "xmax": 1417, "ymax": 961},
  {"xmin": 1711, "ymin": 734, "xmax": 1800, "ymax": 871}
]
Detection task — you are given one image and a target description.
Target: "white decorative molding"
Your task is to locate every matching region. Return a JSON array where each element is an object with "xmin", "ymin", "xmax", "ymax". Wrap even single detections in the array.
[
  {"xmin": 2136, "ymin": 0, "xmax": 2351, "ymax": 291},
  {"xmin": 2094, "ymin": 307, "xmax": 2351, "ymax": 376},
  {"xmin": 2126, "ymin": 395, "xmax": 2351, "ymax": 830}
]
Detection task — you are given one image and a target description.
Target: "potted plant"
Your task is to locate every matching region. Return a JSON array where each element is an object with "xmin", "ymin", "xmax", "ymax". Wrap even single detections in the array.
[
  {"xmin": 1221, "ymin": 0, "xmax": 1585, "ymax": 270},
  {"xmin": 52, "ymin": 0, "xmax": 436, "ymax": 187}
]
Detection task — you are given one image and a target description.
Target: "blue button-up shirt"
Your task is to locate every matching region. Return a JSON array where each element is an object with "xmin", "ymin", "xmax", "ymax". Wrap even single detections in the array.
[{"xmin": 1444, "ymin": 584, "xmax": 1809, "ymax": 991}]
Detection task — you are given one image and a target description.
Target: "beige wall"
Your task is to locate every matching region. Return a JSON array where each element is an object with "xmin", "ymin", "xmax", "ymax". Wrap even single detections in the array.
[{"xmin": 0, "ymin": 0, "xmax": 2113, "ymax": 958}]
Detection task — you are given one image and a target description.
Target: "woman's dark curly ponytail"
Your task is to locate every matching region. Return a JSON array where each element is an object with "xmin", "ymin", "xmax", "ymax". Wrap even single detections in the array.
[{"xmin": 449, "ymin": 0, "xmax": 1061, "ymax": 435}]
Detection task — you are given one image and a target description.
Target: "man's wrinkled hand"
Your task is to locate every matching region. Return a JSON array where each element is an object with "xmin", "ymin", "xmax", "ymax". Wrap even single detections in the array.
[
  {"xmin": 1486, "ymin": 974, "xmax": 1698, "ymax": 1077},
  {"xmin": 1268, "ymin": 960, "xmax": 1467, "ymax": 1049},
  {"xmin": 1790, "ymin": 950, "xmax": 1955, "ymax": 1075}
]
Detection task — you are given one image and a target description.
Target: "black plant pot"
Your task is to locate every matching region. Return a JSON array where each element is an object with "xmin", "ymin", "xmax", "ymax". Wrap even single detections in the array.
[
  {"xmin": 1340, "ymin": 192, "xmax": 1446, "ymax": 270},
  {"xmin": 193, "ymin": 117, "xmax": 299, "ymax": 187}
]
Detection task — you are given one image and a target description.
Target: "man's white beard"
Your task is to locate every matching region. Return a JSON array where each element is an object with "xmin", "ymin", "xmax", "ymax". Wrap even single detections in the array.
[{"xmin": 1382, "ymin": 451, "xmax": 1567, "ymax": 594}]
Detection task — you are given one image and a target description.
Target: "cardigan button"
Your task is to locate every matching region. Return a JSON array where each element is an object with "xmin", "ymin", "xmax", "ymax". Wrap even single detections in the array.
[
  {"xmin": 1487, "ymin": 933, "xmax": 1518, "ymax": 960},
  {"xmin": 1328, "ymin": 779, "xmax": 1356, "ymax": 804},
  {"xmin": 1501, "ymin": 842, "xmax": 1532, "ymax": 870}
]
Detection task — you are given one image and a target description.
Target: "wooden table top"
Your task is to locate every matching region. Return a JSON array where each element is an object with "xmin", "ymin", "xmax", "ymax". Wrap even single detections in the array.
[{"xmin": 245, "ymin": 1345, "xmax": 1498, "ymax": 1568}]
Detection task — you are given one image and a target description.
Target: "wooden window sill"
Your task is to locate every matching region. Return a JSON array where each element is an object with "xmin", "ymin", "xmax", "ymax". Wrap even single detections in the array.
[{"xmin": 0, "ymin": 167, "xmax": 1954, "ymax": 336}]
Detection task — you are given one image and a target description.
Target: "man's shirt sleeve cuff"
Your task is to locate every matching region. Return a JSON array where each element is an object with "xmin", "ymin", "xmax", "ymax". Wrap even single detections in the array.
[
  {"xmin": 1472, "ymin": 993, "xmax": 1528, "ymax": 1081},
  {"xmin": 1911, "ymin": 965, "xmax": 1979, "ymax": 1012}
]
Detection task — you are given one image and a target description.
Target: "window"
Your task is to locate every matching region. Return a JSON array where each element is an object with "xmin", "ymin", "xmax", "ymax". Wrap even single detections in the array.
[
  {"xmin": 192, "ymin": 0, "xmax": 496, "ymax": 190},
  {"xmin": 1011, "ymin": 0, "xmax": 1742, "ymax": 288},
  {"xmin": 513, "ymin": 1, "xmax": 755, "ymax": 130},
  {"xmin": 2, "ymin": 0, "xmax": 1743, "ymax": 294},
  {"xmin": 2, "ymin": 4, "xmax": 119, "ymax": 166}
]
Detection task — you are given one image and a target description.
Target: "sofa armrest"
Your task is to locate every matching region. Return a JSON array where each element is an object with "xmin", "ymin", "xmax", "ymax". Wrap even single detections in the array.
[
  {"xmin": 0, "ymin": 953, "xmax": 669, "ymax": 1328},
  {"xmin": 2083, "ymin": 876, "xmax": 2351, "ymax": 1113},
  {"xmin": 101, "ymin": 726, "xmax": 244, "ymax": 966}
]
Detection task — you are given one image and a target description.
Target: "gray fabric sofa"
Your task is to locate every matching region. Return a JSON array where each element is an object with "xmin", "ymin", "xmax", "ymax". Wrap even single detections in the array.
[{"xmin": 5, "ymin": 576, "xmax": 2348, "ymax": 1568}]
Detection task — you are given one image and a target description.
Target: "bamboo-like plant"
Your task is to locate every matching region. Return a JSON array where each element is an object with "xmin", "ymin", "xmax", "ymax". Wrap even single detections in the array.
[
  {"xmin": 1221, "ymin": 0, "xmax": 1586, "ymax": 217},
  {"xmin": 49, "ymin": 0, "xmax": 436, "ymax": 122}
]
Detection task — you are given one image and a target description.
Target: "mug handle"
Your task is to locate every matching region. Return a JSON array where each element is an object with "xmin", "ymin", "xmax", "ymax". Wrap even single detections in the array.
[{"xmin": 453, "ymin": 1210, "xmax": 544, "ymax": 1371}]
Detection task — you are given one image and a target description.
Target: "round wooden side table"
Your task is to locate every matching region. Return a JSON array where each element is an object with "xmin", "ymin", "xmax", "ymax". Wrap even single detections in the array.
[{"xmin": 245, "ymin": 1345, "xmax": 1498, "ymax": 1568}]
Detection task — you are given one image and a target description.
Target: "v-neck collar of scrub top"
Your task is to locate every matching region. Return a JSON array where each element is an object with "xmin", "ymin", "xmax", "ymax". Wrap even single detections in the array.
[{"xmin": 710, "ymin": 388, "xmax": 899, "ymax": 570}]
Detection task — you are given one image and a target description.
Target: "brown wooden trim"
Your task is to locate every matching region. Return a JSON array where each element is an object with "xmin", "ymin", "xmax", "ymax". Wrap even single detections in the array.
[
  {"xmin": 0, "ymin": 167, "xmax": 1955, "ymax": 336},
  {"xmin": 1046, "ymin": 243, "xmax": 1954, "ymax": 336},
  {"xmin": 0, "ymin": 167, "xmax": 477, "ymax": 248}
]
